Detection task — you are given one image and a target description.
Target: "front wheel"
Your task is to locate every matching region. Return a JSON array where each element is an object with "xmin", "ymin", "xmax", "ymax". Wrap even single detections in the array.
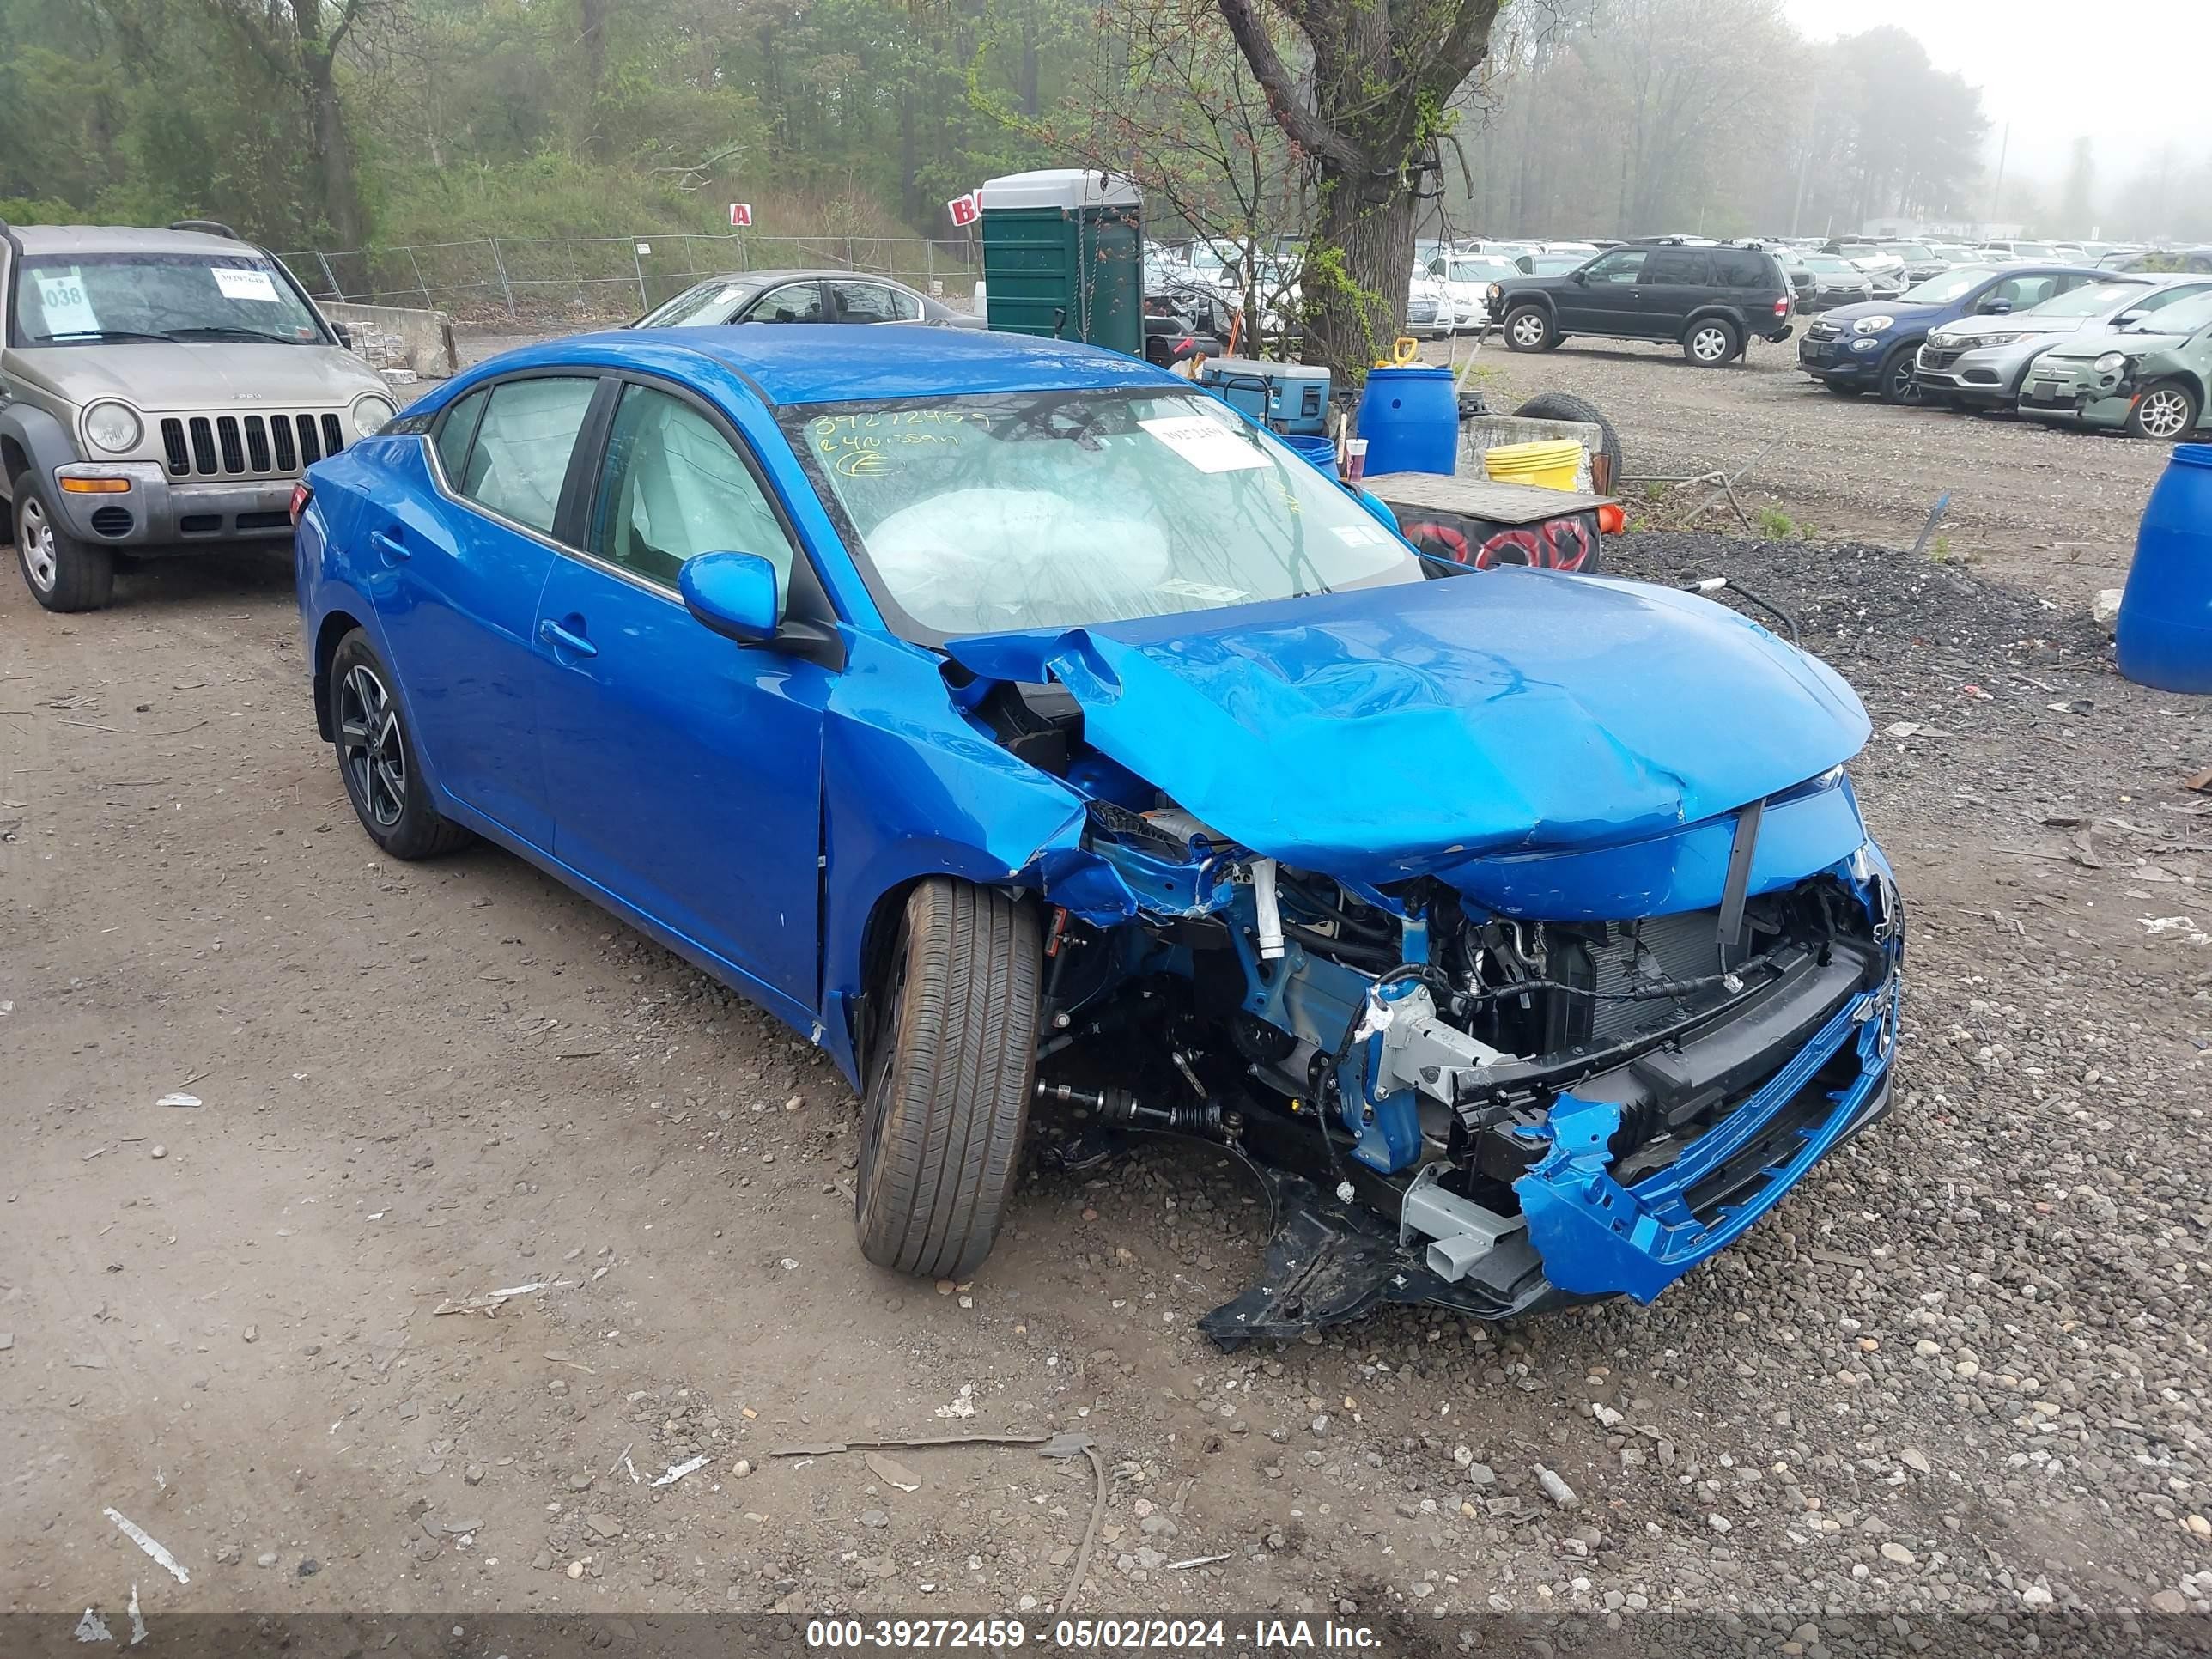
[
  {"xmin": 1877, "ymin": 345, "xmax": 1926, "ymax": 405},
  {"xmin": 1682, "ymin": 318, "xmax": 1741, "ymax": 368},
  {"xmin": 328, "ymin": 629, "xmax": 472, "ymax": 860},
  {"xmin": 12, "ymin": 477, "xmax": 115, "ymax": 611},
  {"xmin": 2127, "ymin": 380, "xmax": 2201, "ymax": 441},
  {"xmin": 1503, "ymin": 305, "xmax": 1557, "ymax": 353},
  {"xmin": 856, "ymin": 878, "xmax": 1040, "ymax": 1281}
]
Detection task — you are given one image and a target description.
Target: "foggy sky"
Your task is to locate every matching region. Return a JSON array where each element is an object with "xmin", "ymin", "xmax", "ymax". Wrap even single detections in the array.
[{"xmin": 1781, "ymin": 0, "xmax": 2208, "ymax": 188}]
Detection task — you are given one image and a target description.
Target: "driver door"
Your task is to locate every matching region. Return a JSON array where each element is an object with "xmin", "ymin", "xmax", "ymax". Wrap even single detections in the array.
[
  {"xmin": 1563, "ymin": 248, "xmax": 1647, "ymax": 333},
  {"xmin": 530, "ymin": 376, "xmax": 834, "ymax": 1018}
]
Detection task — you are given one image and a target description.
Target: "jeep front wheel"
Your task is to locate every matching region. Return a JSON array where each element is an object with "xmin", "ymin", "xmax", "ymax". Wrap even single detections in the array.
[
  {"xmin": 856, "ymin": 878, "xmax": 1041, "ymax": 1280},
  {"xmin": 12, "ymin": 476, "xmax": 115, "ymax": 611},
  {"xmin": 1503, "ymin": 305, "xmax": 1557, "ymax": 353}
]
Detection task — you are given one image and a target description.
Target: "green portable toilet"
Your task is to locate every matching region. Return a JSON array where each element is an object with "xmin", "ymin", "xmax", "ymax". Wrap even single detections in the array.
[{"xmin": 978, "ymin": 168, "xmax": 1142, "ymax": 357}]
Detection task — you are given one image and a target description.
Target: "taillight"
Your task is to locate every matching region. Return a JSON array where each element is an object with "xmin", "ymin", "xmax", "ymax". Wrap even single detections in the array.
[
  {"xmin": 1774, "ymin": 295, "xmax": 1790, "ymax": 317},
  {"xmin": 289, "ymin": 481, "xmax": 313, "ymax": 526}
]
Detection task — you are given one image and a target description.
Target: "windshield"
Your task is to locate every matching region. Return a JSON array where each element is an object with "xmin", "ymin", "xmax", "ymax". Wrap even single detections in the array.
[
  {"xmin": 641, "ymin": 281, "xmax": 752, "ymax": 327},
  {"xmin": 2124, "ymin": 289, "xmax": 2212, "ymax": 334},
  {"xmin": 785, "ymin": 388, "xmax": 1425, "ymax": 639},
  {"xmin": 1449, "ymin": 260, "xmax": 1516, "ymax": 283},
  {"xmin": 1899, "ymin": 267, "xmax": 1996, "ymax": 304},
  {"xmin": 13, "ymin": 252, "xmax": 326, "ymax": 345},
  {"xmin": 1891, "ymin": 245, "xmax": 1936, "ymax": 260},
  {"xmin": 1803, "ymin": 255, "xmax": 1857, "ymax": 273},
  {"xmin": 1529, "ymin": 254, "xmax": 1583, "ymax": 275},
  {"xmin": 2023, "ymin": 280, "xmax": 2154, "ymax": 319}
]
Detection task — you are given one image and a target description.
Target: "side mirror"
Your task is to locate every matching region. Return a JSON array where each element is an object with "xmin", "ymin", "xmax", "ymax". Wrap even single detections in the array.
[
  {"xmin": 680, "ymin": 550, "xmax": 780, "ymax": 644},
  {"xmin": 331, "ymin": 321, "xmax": 355, "ymax": 349},
  {"xmin": 1572, "ymin": 270, "xmax": 1589, "ymax": 285},
  {"xmin": 1979, "ymin": 298, "xmax": 2014, "ymax": 315}
]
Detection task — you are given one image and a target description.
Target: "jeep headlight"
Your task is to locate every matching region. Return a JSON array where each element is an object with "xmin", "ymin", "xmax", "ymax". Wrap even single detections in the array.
[
  {"xmin": 1852, "ymin": 316, "xmax": 1894, "ymax": 335},
  {"xmin": 2094, "ymin": 351, "xmax": 2127, "ymax": 373},
  {"xmin": 351, "ymin": 392, "xmax": 397, "ymax": 436},
  {"xmin": 83, "ymin": 401, "xmax": 143, "ymax": 454}
]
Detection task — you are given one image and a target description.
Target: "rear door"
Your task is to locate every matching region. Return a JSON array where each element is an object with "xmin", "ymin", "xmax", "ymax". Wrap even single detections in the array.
[
  {"xmin": 825, "ymin": 279, "xmax": 922, "ymax": 324},
  {"xmin": 1638, "ymin": 249, "xmax": 1713, "ymax": 337},
  {"xmin": 530, "ymin": 376, "xmax": 836, "ymax": 1018},
  {"xmin": 372, "ymin": 372, "xmax": 599, "ymax": 847},
  {"xmin": 1562, "ymin": 247, "xmax": 1647, "ymax": 333}
]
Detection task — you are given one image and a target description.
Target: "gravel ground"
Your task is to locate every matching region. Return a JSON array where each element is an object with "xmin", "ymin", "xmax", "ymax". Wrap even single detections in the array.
[
  {"xmin": 1430, "ymin": 333, "xmax": 2173, "ymax": 611},
  {"xmin": 4, "ymin": 505, "xmax": 2210, "ymax": 1654}
]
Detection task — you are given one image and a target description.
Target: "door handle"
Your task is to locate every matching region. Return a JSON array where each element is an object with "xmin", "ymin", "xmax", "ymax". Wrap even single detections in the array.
[
  {"xmin": 370, "ymin": 527, "xmax": 410, "ymax": 562},
  {"xmin": 539, "ymin": 616, "xmax": 598, "ymax": 658}
]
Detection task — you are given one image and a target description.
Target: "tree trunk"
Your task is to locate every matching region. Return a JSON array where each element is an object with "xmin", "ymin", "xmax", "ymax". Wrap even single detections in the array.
[
  {"xmin": 1304, "ymin": 167, "xmax": 1415, "ymax": 379},
  {"xmin": 579, "ymin": 0, "xmax": 611, "ymax": 159},
  {"xmin": 1018, "ymin": 10, "xmax": 1040, "ymax": 118},
  {"xmin": 302, "ymin": 52, "xmax": 365, "ymax": 249}
]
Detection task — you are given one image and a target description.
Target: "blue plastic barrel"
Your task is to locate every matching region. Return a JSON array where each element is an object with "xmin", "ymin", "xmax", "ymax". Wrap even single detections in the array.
[
  {"xmin": 1358, "ymin": 366, "xmax": 1457, "ymax": 476},
  {"xmin": 1280, "ymin": 432, "xmax": 1339, "ymax": 475},
  {"xmin": 2117, "ymin": 442, "xmax": 2212, "ymax": 694}
]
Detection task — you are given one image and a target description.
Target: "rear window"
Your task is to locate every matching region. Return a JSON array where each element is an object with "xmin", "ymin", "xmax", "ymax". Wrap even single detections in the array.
[
  {"xmin": 1644, "ymin": 250, "xmax": 1710, "ymax": 284},
  {"xmin": 1712, "ymin": 251, "xmax": 1774, "ymax": 289}
]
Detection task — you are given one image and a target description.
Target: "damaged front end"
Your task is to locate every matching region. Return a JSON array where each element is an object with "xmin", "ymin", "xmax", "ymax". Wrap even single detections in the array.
[{"xmin": 944, "ymin": 573, "xmax": 1904, "ymax": 1347}]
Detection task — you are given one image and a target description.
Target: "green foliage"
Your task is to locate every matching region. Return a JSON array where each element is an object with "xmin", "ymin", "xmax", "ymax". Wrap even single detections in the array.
[{"xmin": 1754, "ymin": 505, "xmax": 1801, "ymax": 541}]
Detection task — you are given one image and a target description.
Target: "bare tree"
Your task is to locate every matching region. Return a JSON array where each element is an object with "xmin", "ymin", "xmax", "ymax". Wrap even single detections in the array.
[
  {"xmin": 194, "ymin": 0, "xmax": 386, "ymax": 246},
  {"xmin": 1212, "ymin": 0, "xmax": 1504, "ymax": 377}
]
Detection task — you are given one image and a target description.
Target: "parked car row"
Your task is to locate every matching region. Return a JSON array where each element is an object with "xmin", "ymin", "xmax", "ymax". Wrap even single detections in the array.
[{"xmin": 1798, "ymin": 263, "xmax": 2212, "ymax": 439}]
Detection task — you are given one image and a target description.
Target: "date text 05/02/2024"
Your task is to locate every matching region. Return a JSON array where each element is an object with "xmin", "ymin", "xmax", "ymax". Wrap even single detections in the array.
[{"xmin": 804, "ymin": 1617, "xmax": 1383, "ymax": 1650}]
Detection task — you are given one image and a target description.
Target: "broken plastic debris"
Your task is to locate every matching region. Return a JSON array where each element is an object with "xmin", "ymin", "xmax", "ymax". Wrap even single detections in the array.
[
  {"xmin": 1166, "ymin": 1553, "xmax": 1231, "ymax": 1571},
  {"xmin": 104, "ymin": 1508, "xmax": 189, "ymax": 1584},
  {"xmin": 431, "ymin": 1281, "xmax": 554, "ymax": 1316},
  {"xmin": 75, "ymin": 1608, "xmax": 112, "ymax": 1644},
  {"xmin": 651, "ymin": 1454, "xmax": 710, "ymax": 1488},
  {"xmin": 126, "ymin": 1583, "xmax": 147, "ymax": 1647},
  {"xmin": 933, "ymin": 1384, "xmax": 978, "ymax": 1419},
  {"xmin": 2141, "ymin": 915, "xmax": 2198, "ymax": 935},
  {"xmin": 155, "ymin": 1093, "xmax": 201, "ymax": 1109},
  {"xmin": 864, "ymin": 1451, "xmax": 921, "ymax": 1492}
]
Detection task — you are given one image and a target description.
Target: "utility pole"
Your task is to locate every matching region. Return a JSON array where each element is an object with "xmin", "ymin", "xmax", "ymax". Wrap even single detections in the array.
[
  {"xmin": 1987, "ymin": 122, "xmax": 2010, "ymax": 237},
  {"xmin": 1790, "ymin": 82, "xmax": 1819, "ymax": 238}
]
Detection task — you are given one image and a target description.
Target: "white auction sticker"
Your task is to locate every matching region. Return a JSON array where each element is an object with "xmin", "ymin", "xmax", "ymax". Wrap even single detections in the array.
[
  {"xmin": 213, "ymin": 266, "xmax": 282, "ymax": 302},
  {"xmin": 34, "ymin": 270, "xmax": 99, "ymax": 337},
  {"xmin": 1139, "ymin": 415, "xmax": 1270, "ymax": 473},
  {"xmin": 1332, "ymin": 520, "xmax": 1392, "ymax": 546}
]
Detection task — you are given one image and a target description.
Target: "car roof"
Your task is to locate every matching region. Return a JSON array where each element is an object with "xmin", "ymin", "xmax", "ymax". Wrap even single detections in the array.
[
  {"xmin": 5, "ymin": 223, "xmax": 258, "ymax": 256},
  {"xmin": 488, "ymin": 325, "xmax": 1177, "ymax": 406},
  {"xmin": 675, "ymin": 269, "xmax": 921, "ymax": 292}
]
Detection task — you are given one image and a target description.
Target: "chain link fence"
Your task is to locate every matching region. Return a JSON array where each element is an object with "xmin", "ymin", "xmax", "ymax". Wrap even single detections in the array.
[{"xmin": 275, "ymin": 234, "xmax": 982, "ymax": 327}]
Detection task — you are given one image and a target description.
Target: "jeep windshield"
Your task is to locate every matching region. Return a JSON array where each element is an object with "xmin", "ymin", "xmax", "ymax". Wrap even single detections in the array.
[
  {"xmin": 785, "ymin": 388, "xmax": 1423, "ymax": 641},
  {"xmin": 12, "ymin": 253, "xmax": 326, "ymax": 347}
]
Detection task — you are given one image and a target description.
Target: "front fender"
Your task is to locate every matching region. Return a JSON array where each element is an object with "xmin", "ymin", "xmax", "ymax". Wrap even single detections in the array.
[
  {"xmin": 817, "ymin": 633, "xmax": 1139, "ymax": 1082},
  {"xmin": 0, "ymin": 401, "xmax": 80, "ymax": 494}
]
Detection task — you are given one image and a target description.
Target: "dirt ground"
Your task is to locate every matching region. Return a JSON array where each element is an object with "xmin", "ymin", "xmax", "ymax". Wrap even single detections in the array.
[
  {"xmin": 1428, "ymin": 330, "xmax": 2172, "ymax": 610},
  {"xmin": 4, "ymin": 356, "xmax": 2211, "ymax": 1653}
]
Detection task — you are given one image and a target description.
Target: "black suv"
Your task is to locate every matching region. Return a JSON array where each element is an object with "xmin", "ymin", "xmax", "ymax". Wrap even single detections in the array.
[{"xmin": 1488, "ymin": 240, "xmax": 1796, "ymax": 367}]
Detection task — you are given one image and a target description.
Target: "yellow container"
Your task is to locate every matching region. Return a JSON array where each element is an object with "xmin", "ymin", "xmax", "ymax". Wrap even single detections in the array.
[{"xmin": 1482, "ymin": 439, "xmax": 1583, "ymax": 492}]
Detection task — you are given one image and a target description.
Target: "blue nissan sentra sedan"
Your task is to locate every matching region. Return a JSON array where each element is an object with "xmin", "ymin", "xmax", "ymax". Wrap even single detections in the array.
[{"xmin": 294, "ymin": 325, "xmax": 1903, "ymax": 1346}]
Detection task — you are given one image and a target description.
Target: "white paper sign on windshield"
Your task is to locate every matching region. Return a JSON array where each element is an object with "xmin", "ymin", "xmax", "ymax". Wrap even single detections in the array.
[
  {"xmin": 213, "ymin": 266, "xmax": 282, "ymax": 303},
  {"xmin": 34, "ymin": 270, "xmax": 100, "ymax": 337},
  {"xmin": 1139, "ymin": 415, "xmax": 1271, "ymax": 474}
]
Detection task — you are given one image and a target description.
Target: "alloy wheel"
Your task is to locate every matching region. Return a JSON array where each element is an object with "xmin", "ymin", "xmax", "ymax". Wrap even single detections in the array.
[
  {"xmin": 1511, "ymin": 313, "xmax": 1545, "ymax": 348},
  {"xmin": 18, "ymin": 496, "xmax": 58, "ymax": 592},
  {"xmin": 336, "ymin": 663, "xmax": 407, "ymax": 828},
  {"xmin": 1692, "ymin": 325, "xmax": 1730, "ymax": 363},
  {"xmin": 2139, "ymin": 388, "xmax": 2192, "ymax": 440}
]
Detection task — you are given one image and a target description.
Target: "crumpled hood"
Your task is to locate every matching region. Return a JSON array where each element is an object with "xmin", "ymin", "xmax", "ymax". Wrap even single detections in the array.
[
  {"xmin": 946, "ymin": 570, "xmax": 1870, "ymax": 885},
  {"xmin": 13, "ymin": 343, "xmax": 386, "ymax": 411}
]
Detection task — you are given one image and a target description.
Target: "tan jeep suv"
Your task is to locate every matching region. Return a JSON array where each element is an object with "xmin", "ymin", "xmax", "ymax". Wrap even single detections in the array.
[{"xmin": 0, "ymin": 220, "xmax": 398, "ymax": 611}]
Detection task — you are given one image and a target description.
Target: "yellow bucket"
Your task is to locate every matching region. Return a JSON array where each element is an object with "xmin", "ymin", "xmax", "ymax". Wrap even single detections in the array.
[{"xmin": 1483, "ymin": 439, "xmax": 1583, "ymax": 492}]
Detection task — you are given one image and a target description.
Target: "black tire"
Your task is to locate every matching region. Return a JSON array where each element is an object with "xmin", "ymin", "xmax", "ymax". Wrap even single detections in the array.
[
  {"xmin": 1681, "ymin": 316, "xmax": 1741, "ymax": 368},
  {"xmin": 12, "ymin": 474, "xmax": 115, "ymax": 612},
  {"xmin": 1502, "ymin": 305, "xmax": 1557, "ymax": 353},
  {"xmin": 327, "ymin": 629, "xmax": 471, "ymax": 860},
  {"xmin": 856, "ymin": 878, "xmax": 1040, "ymax": 1280},
  {"xmin": 1876, "ymin": 343, "xmax": 1925, "ymax": 405},
  {"xmin": 1512, "ymin": 392, "xmax": 1626, "ymax": 488},
  {"xmin": 2125, "ymin": 380, "xmax": 2201, "ymax": 441}
]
